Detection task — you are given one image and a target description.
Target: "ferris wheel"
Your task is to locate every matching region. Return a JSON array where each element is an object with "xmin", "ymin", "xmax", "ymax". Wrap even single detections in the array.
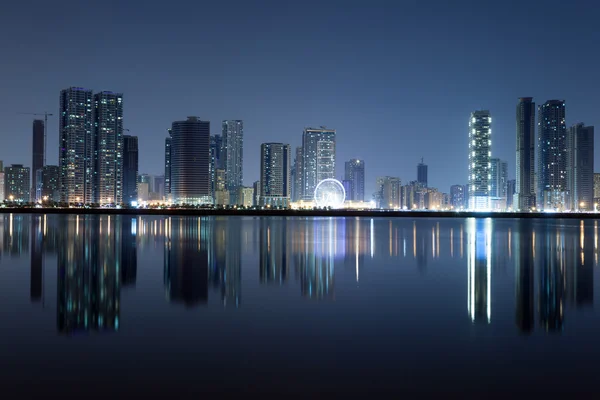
[{"xmin": 314, "ymin": 179, "xmax": 346, "ymax": 208}]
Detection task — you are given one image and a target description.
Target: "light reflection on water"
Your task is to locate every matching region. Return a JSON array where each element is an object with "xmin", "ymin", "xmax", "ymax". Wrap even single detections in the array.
[{"xmin": 0, "ymin": 214, "xmax": 598, "ymax": 396}]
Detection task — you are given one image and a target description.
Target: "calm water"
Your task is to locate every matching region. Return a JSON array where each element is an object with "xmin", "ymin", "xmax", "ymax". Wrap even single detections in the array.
[{"xmin": 0, "ymin": 214, "xmax": 598, "ymax": 398}]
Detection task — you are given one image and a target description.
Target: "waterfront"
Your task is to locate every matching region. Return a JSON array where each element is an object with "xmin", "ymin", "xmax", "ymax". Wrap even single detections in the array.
[{"xmin": 1, "ymin": 214, "xmax": 599, "ymax": 397}]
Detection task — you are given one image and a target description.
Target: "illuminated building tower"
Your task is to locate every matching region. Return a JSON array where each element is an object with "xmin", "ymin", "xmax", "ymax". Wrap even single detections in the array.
[
  {"xmin": 344, "ymin": 159, "xmax": 365, "ymax": 201},
  {"xmin": 537, "ymin": 100, "xmax": 567, "ymax": 210},
  {"xmin": 468, "ymin": 110, "xmax": 491, "ymax": 210},
  {"xmin": 122, "ymin": 135, "xmax": 138, "ymax": 204},
  {"xmin": 260, "ymin": 143, "xmax": 291, "ymax": 208},
  {"xmin": 467, "ymin": 218, "xmax": 491, "ymax": 323},
  {"xmin": 31, "ymin": 119, "xmax": 44, "ymax": 201},
  {"xmin": 302, "ymin": 127, "xmax": 336, "ymax": 200},
  {"xmin": 506, "ymin": 179, "xmax": 516, "ymax": 210},
  {"xmin": 293, "ymin": 146, "xmax": 303, "ymax": 202},
  {"xmin": 567, "ymin": 123, "xmax": 594, "ymax": 211},
  {"xmin": 170, "ymin": 117, "xmax": 211, "ymax": 205},
  {"xmin": 417, "ymin": 158, "xmax": 428, "ymax": 188},
  {"xmin": 93, "ymin": 91, "xmax": 124, "ymax": 205},
  {"xmin": 594, "ymin": 173, "xmax": 600, "ymax": 204},
  {"xmin": 164, "ymin": 217, "xmax": 209, "ymax": 306},
  {"xmin": 450, "ymin": 184, "xmax": 465, "ymax": 209},
  {"xmin": 516, "ymin": 97, "xmax": 536, "ymax": 210},
  {"xmin": 59, "ymin": 87, "xmax": 94, "ymax": 203},
  {"xmin": 489, "ymin": 158, "xmax": 508, "ymax": 210},
  {"xmin": 164, "ymin": 129, "xmax": 172, "ymax": 197},
  {"xmin": 222, "ymin": 120, "xmax": 243, "ymax": 204},
  {"xmin": 4, "ymin": 164, "xmax": 30, "ymax": 202},
  {"xmin": 209, "ymin": 134, "xmax": 223, "ymax": 198},
  {"xmin": 376, "ymin": 176, "xmax": 401, "ymax": 209}
]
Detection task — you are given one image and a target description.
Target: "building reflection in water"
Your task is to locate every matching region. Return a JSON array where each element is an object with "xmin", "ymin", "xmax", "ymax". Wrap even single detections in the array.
[
  {"xmin": 538, "ymin": 222, "xmax": 566, "ymax": 332},
  {"xmin": 1, "ymin": 213, "xmax": 30, "ymax": 258},
  {"xmin": 121, "ymin": 217, "xmax": 137, "ymax": 287},
  {"xmin": 515, "ymin": 221, "xmax": 534, "ymax": 334},
  {"xmin": 164, "ymin": 217, "xmax": 209, "ymax": 307},
  {"xmin": 57, "ymin": 216, "xmax": 126, "ymax": 334},
  {"xmin": 260, "ymin": 217, "xmax": 289, "ymax": 284},
  {"xmin": 211, "ymin": 217, "xmax": 241, "ymax": 307},
  {"xmin": 566, "ymin": 221, "xmax": 593, "ymax": 307},
  {"xmin": 467, "ymin": 218, "xmax": 491, "ymax": 323},
  {"xmin": 30, "ymin": 215, "xmax": 43, "ymax": 302}
]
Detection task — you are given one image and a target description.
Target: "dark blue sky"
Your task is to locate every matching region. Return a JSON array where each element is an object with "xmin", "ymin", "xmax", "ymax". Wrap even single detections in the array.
[{"xmin": 1, "ymin": 0, "xmax": 598, "ymax": 197}]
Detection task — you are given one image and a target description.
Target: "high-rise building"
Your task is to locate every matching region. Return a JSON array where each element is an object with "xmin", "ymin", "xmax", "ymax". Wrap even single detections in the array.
[
  {"xmin": 417, "ymin": 158, "xmax": 428, "ymax": 188},
  {"xmin": 214, "ymin": 168, "xmax": 229, "ymax": 206},
  {"xmin": 302, "ymin": 127, "xmax": 336, "ymax": 200},
  {"xmin": 154, "ymin": 176, "xmax": 165, "ymax": 200},
  {"xmin": 59, "ymin": 87, "xmax": 94, "ymax": 203},
  {"xmin": 260, "ymin": 143, "xmax": 291, "ymax": 208},
  {"xmin": 537, "ymin": 100, "xmax": 567, "ymax": 210},
  {"xmin": 0, "ymin": 160, "xmax": 4, "ymax": 201},
  {"xmin": 468, "ymin": 110, "xmax": 492, "ymax": 210},
  {"xmin": 506, "ymin": 179, "xmax": 516, "ymax": 210},
  {"xmin": 450, "ymin": 184, "xmax": 465, "ymax": 209},
  {"xmin": 238, "ymin": 186, "xmax": 254, "ymax": 207},
  {"xmin": 594, "ymin": 173, "xmax": 600, "ymax": 205},
  {"xmin": 567, "ymin": 123, "xmax": 594, "ymax": 211},
  {"xmin": 515, "ymin": 97, "xmax": 536, "ymax": 210},
  {"xmin": 253, "ymin": 180, "xmax": 260, "ymax": 206},
  {"xmin": 31, "ymin": 119, "xmax": 44, "ymax": 201},
  {"xmin": 222, "ymin": 120, "xmax": 243, "ymax": 204},
  {"xmin": 376, "ymin": 176, "xmax": 401, "ymax": 209},
  {"xmin": 93, "ymin": 91, "xmax": 124, "ymax": 205},
  {"xmin": 209, "ymin": 134, "xmax": 223, "ymax": 198},
  {"xmin": 344, "ymin": 159, "xmax": 365, "ymax": 201},
  {"xmin": 293, "ymin": 146, "xmax": 303, "ymax": 202},
  {"xmin": 39, "ymin": 165, "xmax": 60, "ymax": 202},
  {"xmin": 164, "ymin": 129, "xmax": 172, "ymax": 197},
  {"xmin": 490, "ymin": 158, "xmax": 508, "ymax": 199},
  {"xmin": 4, "ymin": 164, "xmax": 30, "ymax": 202},
  {"xmin": 170, "ymin": 117, "xmax": 211, "ymax": 205},
  {"xmin": 122, "ymin": 135, "xmax": 138, "ymax": 204}
]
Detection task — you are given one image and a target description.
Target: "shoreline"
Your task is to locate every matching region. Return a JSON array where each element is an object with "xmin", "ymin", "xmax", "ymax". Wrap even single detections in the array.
[{"xmin": 0, "ymin": 207, "xmax": 599, "ymax": 219}]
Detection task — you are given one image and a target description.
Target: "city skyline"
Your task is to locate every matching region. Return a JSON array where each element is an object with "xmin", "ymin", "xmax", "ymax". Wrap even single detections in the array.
[{"xmin": 1, "ymin": 1, "xmax": 599, "ymax": 198}]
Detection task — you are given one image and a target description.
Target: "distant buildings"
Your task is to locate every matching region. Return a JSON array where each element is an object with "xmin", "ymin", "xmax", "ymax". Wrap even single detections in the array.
[
  {"xmin": 4, "ymin": 164, "xmax": 30, "ymax": 202},
  {"xmin": 515, "ymin": 97, "xmax": 536, "ymax": 210},
  {"xmin": 450, "ymin": 184, "xmax": 466, "ymax": 209},
  {"xmin": 506, "ymin": 179, "xmax": 516, "ymax": 210},
  {"xmin": 567, "ymin": 123, "xmax": 594, "ymax": 211},
  {"xmin": 59, "ymin": 87, "xmax": 94, "ymax": 204},
  {"xmin": 260, "ymin": 143, "xmax": 291, "ymax": 207},
  {"xmin": 38, "ymin": 165, "xmax": 60, "ymax": 202},
  {"xmin": 301, "ymin": 127, "xmax": 336, "ymax": 200},
  {"xmin": 209, "ymin": 134, "xmax": 223, "ymax": 199},
  {"xmin": 376, "ymin": 176, "xmax": 401, "ymax": 209},
  {"xmin": 344, "ymin": 159, "xmax": 365, "ymax": 201},
  {"xmin": 594, "ymin": 173, "xmax": 600, "ymax": 206},
  {"xmin": 31, "ymin": 119, "xmax": 44, "ymax": 202},
  {"xmin": 164, "ymin": 129, "xmax": 172, "ymax": 198},
  {"xmin": 222, "ymin": 120, "xmax": 243, "ymax": 204},
  {"xmin": 170, "ymin": 117, "xmax": 211, "ymax": 205},
  {"xmin": 292, "ymin": 146, "xmax": 303, "ymax": 202},
  {"xmin": 468, "ymin": 110, "xmax": 492, "ymax": 210},
  {"xmin": 238, "ymin": 187, "xmax": 254, "ymax": 207},
  {"xmin": 214, "ymin": 168, "xmax": 229, "ymax": 206},
  {"xmin": 490, "ymin": 158, "xmax": 508, "ymax": 209},
  {"xmin": 123, "ymin": 135, "xmax": 138, "ymax": 204},
  {"xmin": 417, "ymin": 159, "xmax": 428, "ymax": 188},
  {"xmin": 537, "ymin": 100, "xmax": 567, "ymax": 210}
]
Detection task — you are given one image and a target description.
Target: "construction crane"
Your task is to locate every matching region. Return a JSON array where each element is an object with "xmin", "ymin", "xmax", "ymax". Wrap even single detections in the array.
[{"xmin": 17, "ymin": 112, "xmax": 53, "ymax": 165}]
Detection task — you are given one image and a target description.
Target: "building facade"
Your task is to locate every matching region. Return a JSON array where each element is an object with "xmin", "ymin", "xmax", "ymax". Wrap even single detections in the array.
[
  {"xmin": 31, "ymin": 119, "xmax": 44, "ymax": 201},
  {"xmin": 450, "ymin": 184, "xmax": 465, "ymax": 209},
  {"xmin": 59, "ymin": 87, "xmax": 94, "ymax": 203},
  {"xmin": 164, "ymin": 129, "xmax": 172, "ymax": 198},
  {"xmin": 515, "ymin": 97, "xmax": 536, "ymax": 210},
  {"xmin": 293, "ymin": 146, "xmax": 303, "ymax": 202},
  {"xmin": 170, "ymin": 117, "xmax": 211, "ymax": 204},
  {"xmin": 537, "ymin": 100, "xmax": 567, "ymax": 210},
  {"xmin": 377, "ymin": 176, "xmax": 401, "ymax": 209},
  {"xmin": 344, "ymin": 159, "xmax": 365, "ymax": 201},
  {"xmin": 94, "ymin": 91, "xmax": 124, "ymax": 204},
  {"xmin": 302, "ymin": 127, "xmax": 336, "ymax": 200},
  {"xmin": 567, "ymin": 123, "xmax": 594, "ymax": 211},
  {"xmin": 490, "ymin": 158, "xmax": 508, "ymax": 199},
  {"xmin": 210, "ymin": 134, "xmax": 223, "ymax": 199},
  {"xmin": 260, "ymin": 143, "xmax": 291, "ymax": 207},
  {"xmin": 4, "ymin": 164, "xmax": 30, "ymax": 202},
  {"xmin": 222, "ymin": 120, "xmax": 243, "ymax": 204},
  {"xmin": 417, "ymin": 159, "xmax": 428, "ymax": 187},
  {"xmin": 38, "ymin": 165, "xmax": 60, "ymax": 202},
  {"xmin": 468, "ymin": 110, "xmax": 492, "ymax": 210},
  {"xmin": 123, "ymin": 135, "xmax": 138, "ymax": 204}
]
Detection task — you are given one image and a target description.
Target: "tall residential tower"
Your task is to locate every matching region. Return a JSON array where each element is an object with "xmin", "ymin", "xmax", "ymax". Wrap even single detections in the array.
[
  {"xmin": 567, "ymin": 123, "xmax": 594, "ymax": 211},
  {"xmin": 468, "ymin": 110, "xmax": 492, "ymax": 210},
  {"xmin": 259, "ymin": 143, "xmax": 291, "ymax": 207},
  {"xmin": 222, "ymin": 120, "xmax": 243, "ymax": 204},
  {"xmin": 31, "ymin": 119, "xmax": 44, "ymax": 201},
  {"xmin": 515, "ymin": 97, "xmax": 536, "ymax": 210},
  {"xmin": 344, "ymin": 159, "xmax": 365, "ymax": 201},
  {"xmin": 302, "ymin": 127, "xmax": 336, "ymax": 200},
  {"xmin": 537, "ymin": 100, "xmax": 567, "ymax": 210}
]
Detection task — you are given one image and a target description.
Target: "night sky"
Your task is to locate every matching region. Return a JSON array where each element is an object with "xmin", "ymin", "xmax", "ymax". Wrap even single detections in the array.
[{"xmin": 1, "ymin": 0, "xmax": 598, "ymax": 197}]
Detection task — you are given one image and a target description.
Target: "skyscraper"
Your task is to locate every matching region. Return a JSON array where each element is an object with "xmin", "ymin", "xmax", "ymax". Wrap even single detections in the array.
[
  {"xmin": 516, "ymin": 97, "xmax": 536, "ymax": 210},
  {"xmin": 293, "ymin": 146, "xmax": 303, "ymax": 202},
  {"xmin": 59, "ymin": 87, "xmax": 94, "ymax": 203},
  {"xmin": 122, "ymin": 135, "xmax": 138, "ymax": 204},
  {"xmin": 344, "ymin": 159, "xmax": 365, "ymax": 201},
  {"xmin": 4, "ymin": 164, "xmax": 30, "ymax": 202},
  {"xmin": 0, "ymin": 160, "xmax": 4, "ymax": 201},
  {"xmin": 39, "ymin": 165, "xmax": 60, "ymax": 202},
  {"xmin": 489, "ymin": 158, "xmax": 508, "ymax": 199},
  {"xmin": 302, "ymin": 127, "xmax": 336, "ymax": 200},
  {"xmin": 222, "ymin": 120, "xmax": 243, "ymax": 204},
  {"xmin": 537, "ymin": 100, "xmax": 567, "ymax": 210},
  {"xmin": 209, "ymin": 134, "xmax": 223, "ymax": 198},
  {"xmin": 567, "ymin": 123, "xmax": 594, "ymax": 211},
  {"xmin": 31, "ymin": 119, "xmax": 44, "ymax": 201},
  {"xmin": 260, "ymin": 143, "xmax": 291, "ymax": 208},
  {"xmin": 170, "ymin": 117, "xmax": 211, "ymax": 205},
  {"xmin": 164, "ymin": 129, "xmax": 172, "ymax": 197},
  {"xmin": 506, "ymin": 179, "xmax": 516, "ymax": 210},
  {"xmin": 468, "ymin": 110, "xmax": 492, "ymax": 210},
  {"xmin": 417, "ymin": 158, "xmax": 428, "ymax": 188},
  {"xmin": 450, "ymin": 184, "xmax": 465, "ymax": 209}
]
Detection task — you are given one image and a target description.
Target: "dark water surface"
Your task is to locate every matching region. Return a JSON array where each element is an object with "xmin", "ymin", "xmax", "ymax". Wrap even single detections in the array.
[{"xmin": 0, "ymin": 214, "xmax": 598, "ymax": 398}]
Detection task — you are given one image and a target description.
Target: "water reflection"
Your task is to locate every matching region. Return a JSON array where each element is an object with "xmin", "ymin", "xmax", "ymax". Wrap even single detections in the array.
[{"xmin": 0, "ymin": 215, "xmax": 598, "ymax": 337}]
